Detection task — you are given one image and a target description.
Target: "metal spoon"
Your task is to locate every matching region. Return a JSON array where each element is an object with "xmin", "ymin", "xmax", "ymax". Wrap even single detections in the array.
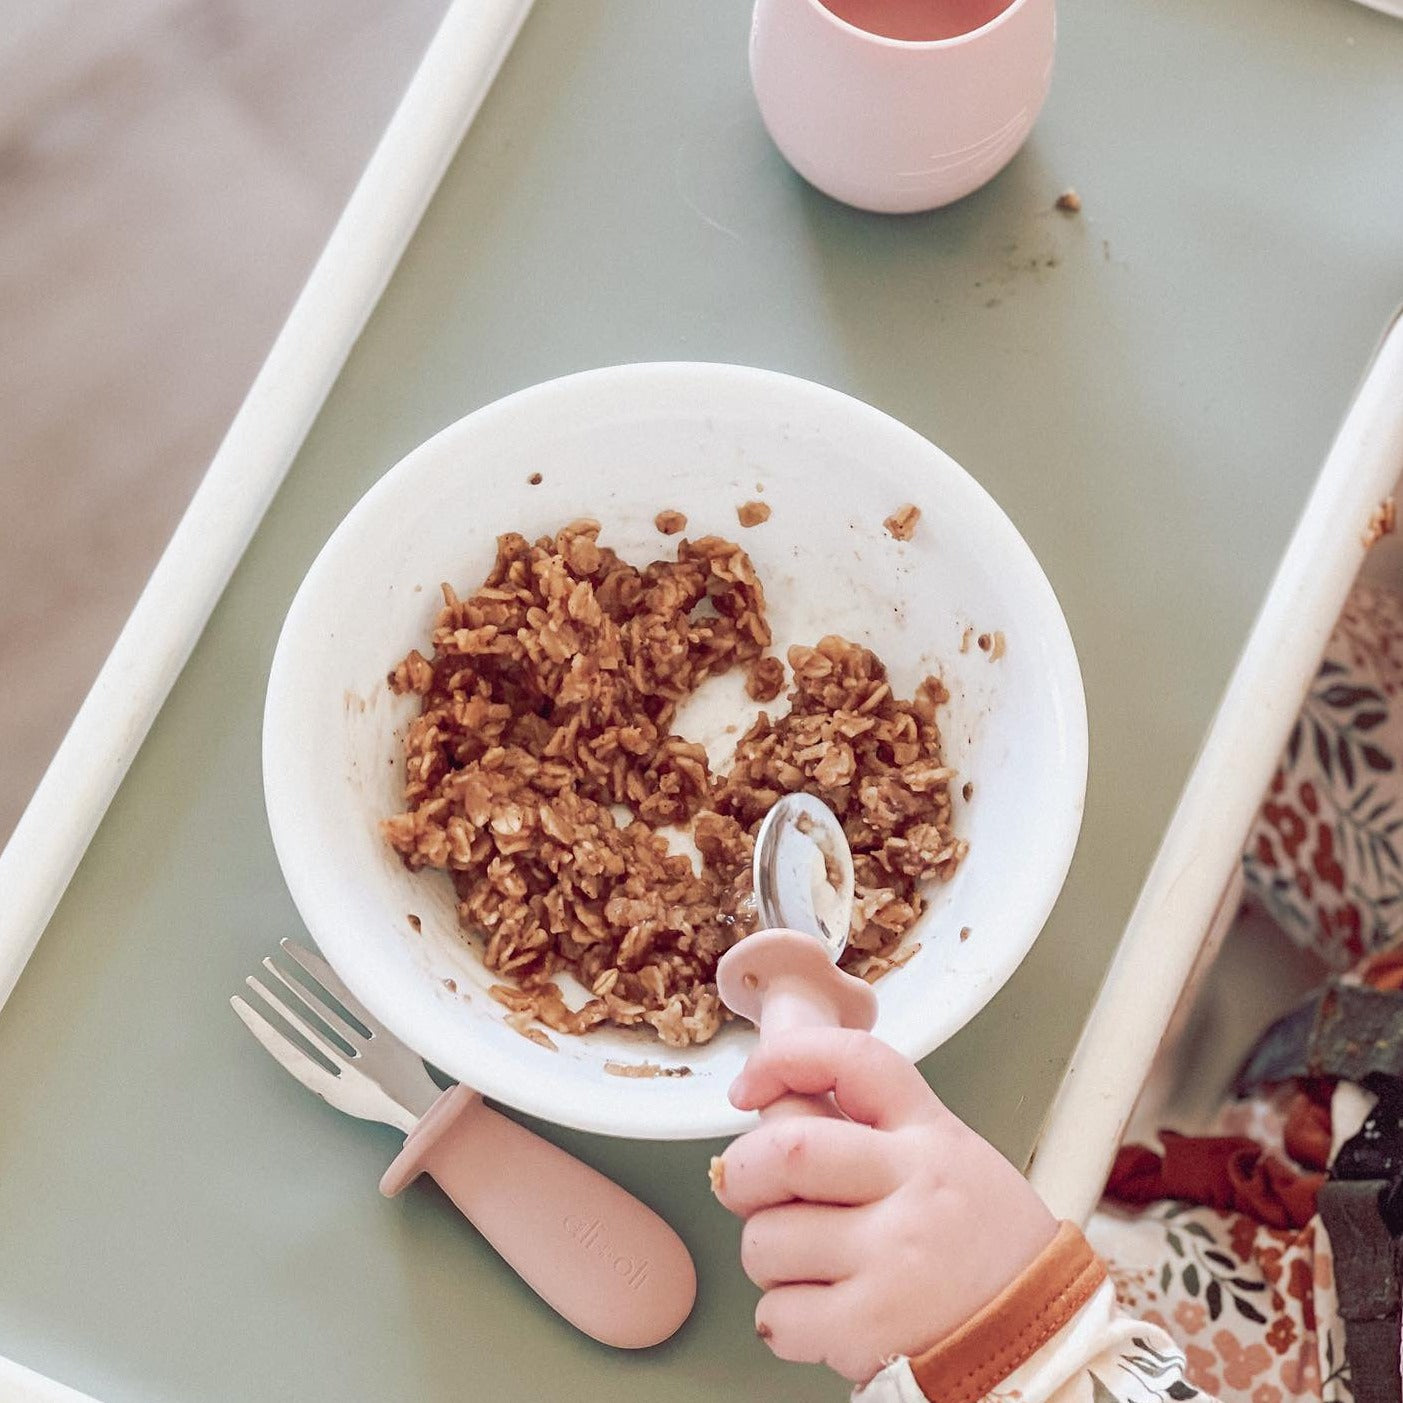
[
  {"xmin": 751, "ymin": 791, "xmax": 855, "ymax": 957},
  {"xmin": 717, "ymin": 793, "xmax": 877, "ymax": 1120}
]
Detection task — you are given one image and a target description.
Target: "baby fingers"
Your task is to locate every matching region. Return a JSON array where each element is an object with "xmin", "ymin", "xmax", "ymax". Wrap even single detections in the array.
[
  {"xmin": 714, "ymin": 1115, "xmax": 899, "ymax": 1217},
  {"xmin": 755, "ymin": 1281, "xmax": 878, "ymax": 1382},
  {"xmin": 740, "ymin": 1201, "xmax": 862, "ymax": 1289}
]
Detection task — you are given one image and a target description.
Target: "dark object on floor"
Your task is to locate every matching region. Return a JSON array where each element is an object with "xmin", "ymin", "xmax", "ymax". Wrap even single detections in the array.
[{"xmin": 1232, "ymin": 983, "xmax": 1403, "ymax": 1097}]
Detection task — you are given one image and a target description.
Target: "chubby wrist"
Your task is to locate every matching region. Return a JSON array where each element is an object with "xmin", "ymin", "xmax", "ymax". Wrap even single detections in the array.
[{"xmin": 904, "ymin": 1222, "xmax": 1106, "ymax": 1403}]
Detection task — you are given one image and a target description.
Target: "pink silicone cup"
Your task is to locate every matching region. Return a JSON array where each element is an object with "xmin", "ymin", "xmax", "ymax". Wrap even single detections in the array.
[
  {"xmin": 716, "ymin": 928, "xmax": 877, "ymax": 1120},
  {"xmin": 381, "ymin": 1085, "xmax": 696, "ymax": 1348},
  {"xmin": 750, "ymin": 0, "xmax": 1056, "ymax": 213}
]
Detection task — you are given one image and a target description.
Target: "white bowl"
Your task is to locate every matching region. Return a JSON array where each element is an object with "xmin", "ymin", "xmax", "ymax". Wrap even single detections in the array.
[{"xmin": 263, "ymin": 363, "xmax": 1087, "ymax": 1139}]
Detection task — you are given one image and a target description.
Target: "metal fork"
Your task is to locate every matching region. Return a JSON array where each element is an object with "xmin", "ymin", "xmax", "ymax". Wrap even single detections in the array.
[
  {"xmin": 232, "ymin": 937, "xmax": 438, "ymax": 1134},
  {"xmin": 231, "ymin": 938, "xmax": 696, "ymax": 1348}
]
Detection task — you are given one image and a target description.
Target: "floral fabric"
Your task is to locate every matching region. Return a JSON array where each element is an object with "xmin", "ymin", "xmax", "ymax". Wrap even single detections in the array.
[
  {"xmin": 1086, "ymin": 1205, "xmax": 1351, "ymax": 1403},
  {"xmin": 1244, "ymin": 584, "xmax": 1403, "ymax": 968}
]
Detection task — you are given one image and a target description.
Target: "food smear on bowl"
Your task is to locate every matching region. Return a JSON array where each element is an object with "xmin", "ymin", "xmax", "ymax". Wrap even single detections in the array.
[
  {"xmin": 506, "ymin": 1012, "xmax": 558, "ymax": 1051},
  {"xmin": 381, "ymin": 519, "xmax": 967, "ymax": 1047},
  {"xmin": 604, "ymin": 1060, "xmax": 694, "ymax": 1079}
]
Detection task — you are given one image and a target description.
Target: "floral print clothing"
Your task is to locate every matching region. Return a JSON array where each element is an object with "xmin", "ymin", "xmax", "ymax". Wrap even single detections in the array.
[{"xmin": 1087, "ymin": 1206, "xmax": 1350, "ymax": 1403}]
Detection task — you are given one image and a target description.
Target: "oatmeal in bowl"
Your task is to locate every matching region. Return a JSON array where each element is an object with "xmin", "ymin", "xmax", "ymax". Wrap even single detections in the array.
[
  {"xmin": 382, "ymin": 521, "xmax": 966, "ymax": 1051},
  {"xmin": 263, "ymin": 363, "xmax": 1086, "ymax": 1138}
]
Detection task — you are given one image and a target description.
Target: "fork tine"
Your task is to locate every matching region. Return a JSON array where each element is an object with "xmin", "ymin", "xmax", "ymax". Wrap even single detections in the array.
[
  {"xmin": 231, "ymin": 995, "xmax": 345, "ymax": 1105},
  {"xmin": 244, "ymin": 974, "xmax": 355, "ymax": 1071},
  {"xmin": 261, "ymin": 957, "xmax": 362, "ymax": 1050},
  {"xmin": 279, "ymin": 938, "xmax": 386, "ymax": 1037}
]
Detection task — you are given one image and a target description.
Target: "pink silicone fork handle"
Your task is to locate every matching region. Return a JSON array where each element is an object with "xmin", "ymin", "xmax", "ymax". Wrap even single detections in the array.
[
  {"xmin": 380, "ymin": 1085, "xmax": 696, "ymax": 1348},
  {"xmin": 716, "ymin": 928, "xmax": 877, "ymax": 1120}
]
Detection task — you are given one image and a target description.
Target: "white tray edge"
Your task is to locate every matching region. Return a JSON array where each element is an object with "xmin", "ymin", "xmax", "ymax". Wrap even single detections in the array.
[
  {"xmin": 1029, "ymin": 303, "xmax": 1403, "ymax": 1223},
  {"xmin": 0, "ymin": 1, "xmax": 533, "ymax": 1391}
]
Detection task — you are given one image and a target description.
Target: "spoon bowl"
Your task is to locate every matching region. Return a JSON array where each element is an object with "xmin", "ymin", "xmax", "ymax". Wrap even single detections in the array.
[{"xmin": 752, "ymin": 793, "xmax": 855, "ymax": 960}]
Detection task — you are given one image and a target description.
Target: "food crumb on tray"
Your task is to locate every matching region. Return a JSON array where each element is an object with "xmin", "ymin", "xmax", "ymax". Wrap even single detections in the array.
[
  {"xmin": 960, "ymin": 926, "xmax": 972, "ymax": 942},
  {"xmin": 605, "ymin": 1060, "xmax": 694, "ymax": 1079},
  {"xmin": 382, "ymin": 519, "xmax": 967, "ymax": 1048},
  {"xmin": 884, "ymin": 503, "xmax": 920, "ymax": 541},
  {"xmin": 1055, "ymin": 189, "xmax": 1082, "ymax": 213},
  {"xmin": 1363, "ymin": 497, "xmax": 1397, "ymax": 549},
  {"xmin": 977, "ymin": 631, "xmax": 1006, "ymax": 660},
  {"xmin": 655, "ymin": 509, "xmax": 687, "ymax": 535},
  {"xmin": 737, "ymin": 500, "xmax": 771, "ymax": 527}
]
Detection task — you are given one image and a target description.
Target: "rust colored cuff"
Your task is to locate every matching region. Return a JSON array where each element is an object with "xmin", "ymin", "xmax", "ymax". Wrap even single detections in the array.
[{"xmin": 908, "ymin": 1221, "xmax": 1107, "ymax": 1403}]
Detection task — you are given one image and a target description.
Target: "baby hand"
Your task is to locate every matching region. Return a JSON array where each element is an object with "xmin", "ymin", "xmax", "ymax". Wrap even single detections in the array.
[{"xmin": 713, "ymin": 1028, "xmax": 1057, "ymax": 1384}]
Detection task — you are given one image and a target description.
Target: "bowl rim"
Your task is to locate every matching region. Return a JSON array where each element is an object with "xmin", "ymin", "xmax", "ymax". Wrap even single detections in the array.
[{"xmin": 263, "ymin": 361, "xmax": 1089, "ymax": 1138}]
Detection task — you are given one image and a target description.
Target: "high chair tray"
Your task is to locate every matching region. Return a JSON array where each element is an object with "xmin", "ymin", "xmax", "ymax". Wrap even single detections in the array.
[{"xmin": 1, "ymin": 0, "xmax": 1401, "ymax": 1398}]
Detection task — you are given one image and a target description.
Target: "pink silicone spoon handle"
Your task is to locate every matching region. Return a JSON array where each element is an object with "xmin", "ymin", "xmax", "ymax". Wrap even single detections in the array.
[
  {"xmin": 758, "ymin": 981, "xmax": 851, "ymax": 1121},
  {"xmin": 380, "ymin": 1085, "xmax": 696, "ymax": 1348},
  {"xmin": 716, "ymin": 928, "xmax": 878, "ymax": 1121}
]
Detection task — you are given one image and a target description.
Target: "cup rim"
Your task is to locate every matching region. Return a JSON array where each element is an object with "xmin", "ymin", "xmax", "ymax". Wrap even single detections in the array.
[{"xmin": 800, "ymin": 0, "xmax": 1034, "ymax": 49}]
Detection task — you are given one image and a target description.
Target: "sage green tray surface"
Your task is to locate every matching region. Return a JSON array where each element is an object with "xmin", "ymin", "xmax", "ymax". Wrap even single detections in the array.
[{"xmin": 2, "ymin": 0, "xmax": 1401, "ymax": 1398}]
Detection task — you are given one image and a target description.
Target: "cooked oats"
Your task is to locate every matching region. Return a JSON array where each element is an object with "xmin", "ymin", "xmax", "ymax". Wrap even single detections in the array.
[
  {"xmin": 506, "ymin": 1009, "xmax": 558, "ymax": 1051},
  {"xmin": 1364, "ymin": 497, "xmax": 1397, "ymax": 549},
  {"xmin": 884, "ymin": 504, "xmax": 920, "ymax": 541},
  {"xmin": 383, "ymin": 521, "xmax": 965, "ymax": 1045},
  {"xmin": 746, "ymin": 655, "xmax": 786, "ymax": 702},
  {"xmin": 849, "ymin": 940, "xmax": 921, "ymax": 983}
]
